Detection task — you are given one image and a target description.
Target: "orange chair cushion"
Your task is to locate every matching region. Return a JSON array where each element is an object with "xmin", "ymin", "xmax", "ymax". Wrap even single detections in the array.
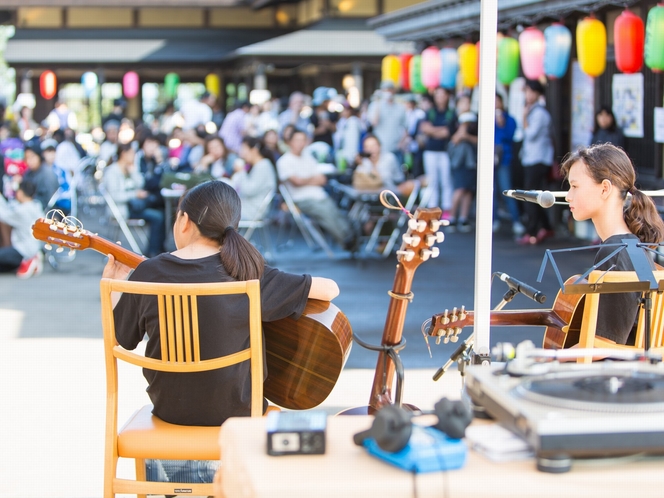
[{"xmin": 117, "ymin": 405, "xmax": 221, "ymax": 460}]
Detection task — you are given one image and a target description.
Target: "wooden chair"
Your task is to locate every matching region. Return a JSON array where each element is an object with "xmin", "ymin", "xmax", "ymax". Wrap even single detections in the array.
[
  {"xmin": 577, "ymin": 270, "xmax": 664, "ymax": 363},
  {"xmin": 101, "ymin": 278, "xmax": 264, "ymax": 498}
]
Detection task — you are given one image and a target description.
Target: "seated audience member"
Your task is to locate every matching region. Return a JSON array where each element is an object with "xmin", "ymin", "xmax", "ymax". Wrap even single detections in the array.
[
  {"xmin": 135, "ymin": 133, "xmax": 166, "ymax": 210},
  {"xmin": 0, "ymin": 180, "xmax": 44, "ymax": 278},
  {"xmin": 353, "ymin": 134, "xmax": 414, "ymax": 196},
  {"xmin": 277, "ymin": 129, "xmax": 356, "ymax": 251},
  {"xmin": 262, "ymin": 129, "xmax": 282, "ymax": 162},
  {"xmin": 22, "ymin": 144, "xmax": 60, "ymax": 210},
  {"xmin": 194, "ymin": 136, "xmax": 229, "ymax": 179},
  {"xmin": 98, "ymin": 120, "xmax": 120, "ymax": 165},
  {"xmin": 102, "ymin": 180, "xmax": 339, "ymax": 483},
  {"xmin": 591, "ymin": 106, "xmax": 625, "ymax": 149},
  {"xmin": 102, "ymin": 143, "xmax": 166, "ymax": 258},
  {"xmin": 230, "ymin": 137, "xmax": 277, "ymax": 221}
]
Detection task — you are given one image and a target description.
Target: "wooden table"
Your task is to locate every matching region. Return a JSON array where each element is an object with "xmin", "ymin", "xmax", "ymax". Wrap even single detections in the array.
[{"xmin": 218, "ymin": 414, "xmax": 664, "ymax": 498}]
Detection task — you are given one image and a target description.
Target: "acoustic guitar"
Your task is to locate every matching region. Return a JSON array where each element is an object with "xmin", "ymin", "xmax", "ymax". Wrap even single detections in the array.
[
  {"xmin": 341, "ymin": 206, "xmax": 445, "ymax": 415},
  {"xmin": 427, "ymin": 275, "xmax": 586, "ymax": 350},
  {"xmin": 32, "ymin": 217, "xmax": 352, "ymax": 410}
]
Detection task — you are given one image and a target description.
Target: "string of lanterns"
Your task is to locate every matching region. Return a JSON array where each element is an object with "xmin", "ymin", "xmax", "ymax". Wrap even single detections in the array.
[{"xmin": 381, "ymin": 6, "xmax": 663, "ymax": 92}]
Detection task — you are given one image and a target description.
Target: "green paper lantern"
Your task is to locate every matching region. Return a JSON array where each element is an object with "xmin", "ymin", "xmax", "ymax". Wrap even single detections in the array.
[
  {"xmin": 164, "ymin": 72, "xmax": 180, "ymax": 99},
  {"xmin": 409, "ymin": 55, "xmax": 426, "ymax": 94},
  {"xmin": 497, "ymin": 37, "xmax": 520, "ymax": 85},
  {"xmin": 645, "ymin": 4, "xmax": 664, "ymax": 72}
]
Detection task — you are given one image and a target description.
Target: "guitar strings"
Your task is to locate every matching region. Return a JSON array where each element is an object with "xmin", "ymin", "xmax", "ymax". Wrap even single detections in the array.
[{"xmin": 420, "ymin": 319, "xmax": 433, "ymax": 358}]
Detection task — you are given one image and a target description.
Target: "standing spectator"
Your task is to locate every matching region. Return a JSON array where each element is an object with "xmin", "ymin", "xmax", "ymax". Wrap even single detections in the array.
[
  {"xmin": 257, "ymin": 99, "xmax": 279, "ymax": 136},
  {"xmin": 591, "ymin": 105, "xmax": 625, "ymax": 149},
  {"xmin": 403, "ymin": 96, "xmax": 426, "ymax": 178},
  {"xmin": 446, "ymin": 95, "xmax": 478, "ymax": 232},
  {"xmin": 180, "ymin": 92, "xmax": 215, "ymax": 131},
  {"xmin": 231, "ymin": 136, "xmax": 277, "ymax": 221},
  {"xmin": 310, "ymin": 87, "xmax": 337, "ymax": 148},
  {"xmin": 102, "ymin": 98, "xmax": 127, "ymax": 128},
  {"xmin": 46, "ymin": 100, "xmax": 78, "ymax": 132},
  {"xmin": 41, "ymin": 139, "xmax": 71, "ymax": 214},
  {"xmin": 367, "ymin": 81, "xmax": 407, "ymax": 160},
  {"xmin": 278, "ymin": 92, "xmax": 311, "ymax": 137},
  {"xmin": 517, "ymin": 79, "xmax": 555, "ymax": 245},
  {"xmin": 21, "ymin": 144, "xmax": 60, "ymax": 211},
  {"xmin": 277, "ymin": 129, "xmax": 356, "ymax": 251},
  {"xmin": 219, "ymin": 101, "xmax": 250, "ymax": 155},
  {"xmin": 0, "ymin": 180, "xmax": 44, "ymax": 278},
  {"xmin": 420, "ymin": 87, "xmax": 456, "ymax": 216},
  {"xmin": 135, "ymin": 133, "xmax": 167, "ymax": 211},
  {"xmin": 493, "ymin": 93, "xmax": 524, "ymax": 235},
  {"xmin": 52, "ymin": 128, "xmax": 82, "ymax": 176},
  {"xmin": 334, "ymin": 102, "xmax": 362, "ymax": 170},
  {"xmin": 17, "ymin": 106, "xmax": 38, "ymax": 141},
  {"xmin": 102, "ymin": 143, "xmax": 166, "ymax": 257},
  {"xmin": 99, "ymin": 120, "xmax": 120, "ymax": 165}
]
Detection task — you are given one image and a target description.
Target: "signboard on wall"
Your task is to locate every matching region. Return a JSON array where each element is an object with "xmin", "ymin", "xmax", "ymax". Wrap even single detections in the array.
[
  {"xmin": 570, "ymin": 61, "xmax": 594, "ymax": 150},
  {"xmin": 612, "ymin": 73, "xmax": 644, "ymax": 138}
]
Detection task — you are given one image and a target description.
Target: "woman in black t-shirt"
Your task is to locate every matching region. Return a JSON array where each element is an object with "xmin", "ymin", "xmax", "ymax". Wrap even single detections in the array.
[
  {"xmin": 561, "ymin": 143, "xmax": 664, "ymax": 345},
  {"xmin": 102, "ymin": 180, "xmax": 339, "ymax": 483}
]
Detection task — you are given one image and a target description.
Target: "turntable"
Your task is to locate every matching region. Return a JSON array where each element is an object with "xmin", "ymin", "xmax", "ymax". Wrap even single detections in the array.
[{"xmin": 465, "ymin": 360, "xmax": 664, "ymax": 473}]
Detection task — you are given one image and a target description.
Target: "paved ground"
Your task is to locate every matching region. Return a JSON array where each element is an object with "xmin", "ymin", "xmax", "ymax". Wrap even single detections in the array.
[{"xmin": 0, "ymin": 206, "xmax": 597, "ymax": 498}]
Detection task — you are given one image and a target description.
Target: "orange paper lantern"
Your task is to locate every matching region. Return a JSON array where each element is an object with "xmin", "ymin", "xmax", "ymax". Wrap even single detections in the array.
[{"xmin": 40, "ymin": 70, "xmax": 57, "ymax": 100}]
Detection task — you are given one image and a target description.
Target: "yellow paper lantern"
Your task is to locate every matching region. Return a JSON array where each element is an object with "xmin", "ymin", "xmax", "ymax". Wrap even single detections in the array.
[
  {"xmin": 205, "ymin": 74, "xmax": 220, "ymax": 97},
  {"xmin": 577, "ymin": 17, "xmax": 606, "ymax": 77},
  {"xmin": 381, "ymin": 55, "xmax": 401, "ymax": 87},
  {"xmin": 458, "ymin": 43, "xmax": 478, "ymax": 88}
]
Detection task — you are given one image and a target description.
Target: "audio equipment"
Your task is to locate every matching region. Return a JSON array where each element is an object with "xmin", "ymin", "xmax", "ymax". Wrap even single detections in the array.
[
  {"xmin": 502, "ymin": 189, "xmax": 556, "ymax": 208},
  {"xmin": 266, "ymin": 410, "xmax": 327, "ymax": 456},
  {"xmin": 495, "ymin": 272, "xmax": 547, "ymax": 303}
]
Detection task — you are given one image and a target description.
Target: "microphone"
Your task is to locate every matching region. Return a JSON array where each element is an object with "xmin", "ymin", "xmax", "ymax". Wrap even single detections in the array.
[
  {"xmin": 496, "ymin": 272, "xmax": 546, "ymax": 304},
  {"xmin": 503, "ymin": 190, "xmax": 555, "ymax": 208}
]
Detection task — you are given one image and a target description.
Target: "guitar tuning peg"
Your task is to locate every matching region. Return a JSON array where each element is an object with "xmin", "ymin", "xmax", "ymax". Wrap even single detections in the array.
[
  {"xmin": 429, "ymin": 220, "xmax": 442, "ymax": 231},
  {"xmin": 402, "ymin": 234, "xmax": 421, "ymax": 246},
  {"xmin": 407, "ymin": 219, "xmax": 427, "ymax": 232},
  {"xmin": 459, "ymin": 305, "xmax": 466, "ymax": 319},
  {"xmin": 49, "ymin": 224, "xmax": 57, "ymax": 232},
  {"xmin": 44, "ymin": 243, "xmax": 52, "ymax": 251},
  {"xmin": 396, "ymin": 249, "xmax": 415, "ymax": 262},
  {"xmin": 426, "ymin": 232, "xmax": 445, "ymax": 246},
  {"xmin": 69, "ymin": 249, "xmax": 76, "ymax": 257},
  {"xmin": 435, "ymin": 337, "xmax": 442, "ymax": 345},
  {"xmin": 443, "ymin": 335, "xmax": 450, "ymax": 344},
  {"xmin": 56, "ymin": 247, "xmax": 64, "ymax": 253},
  {"xmin": 420, "ymin": 247, "xmax": 440, "ymax": 261}
]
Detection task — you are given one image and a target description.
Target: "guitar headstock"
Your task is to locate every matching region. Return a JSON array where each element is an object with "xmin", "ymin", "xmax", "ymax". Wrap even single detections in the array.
[
  {"xmin": 396, "ymin": 207, "xmax": 445, "ymax": 269},
  {"xmin": 429, "ymin": 306, "xmax": 469, "ymax": 345},
  {"xmin": 32, "ymin": 214, "xmax": 92, "ymax": 255}
]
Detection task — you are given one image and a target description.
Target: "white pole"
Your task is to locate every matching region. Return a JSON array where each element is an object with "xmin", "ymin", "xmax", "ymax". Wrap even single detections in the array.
[{"xmin": 473, "ymin": 0, "xmax": 498, "ymax": 364}]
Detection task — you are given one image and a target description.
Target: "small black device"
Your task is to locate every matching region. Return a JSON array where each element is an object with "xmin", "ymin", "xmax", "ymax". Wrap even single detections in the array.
[{"xmin": 266, "ymin": 410, "xmax": 327, "ymax": 456}]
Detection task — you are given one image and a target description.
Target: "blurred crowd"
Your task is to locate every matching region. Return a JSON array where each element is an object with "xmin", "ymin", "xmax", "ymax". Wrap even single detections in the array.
[{"xmin": 0, "ymin": 80, "xmax": 628, "ymax": 279}]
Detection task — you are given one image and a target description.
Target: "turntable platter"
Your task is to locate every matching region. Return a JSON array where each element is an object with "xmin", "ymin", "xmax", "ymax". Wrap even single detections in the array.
[{"xmin": 515, "ymin": 370, "xmax": 664, "ymax": 413}]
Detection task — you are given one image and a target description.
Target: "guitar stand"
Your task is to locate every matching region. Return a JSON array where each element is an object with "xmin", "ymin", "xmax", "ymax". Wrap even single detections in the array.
[
  {"xmin": 353, "ymin": 334, "xmax": 407, "ymax": 407},
  {"xmin": 432, "ymin": 288, "xmax": 519, "ymax": 382}
]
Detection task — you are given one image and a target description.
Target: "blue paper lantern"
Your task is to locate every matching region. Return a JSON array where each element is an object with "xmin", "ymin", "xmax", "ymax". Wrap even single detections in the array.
[
  {"xmin": 544, "ymin": 23, "xmax": 572, "ymax": 79},
  {"xmin": 81, "ymin": 72, "xmax": 98, "ymax": 97},
  {"xmin": 439, "ymin": 48, "xmax": 459, "ymax": 90}
]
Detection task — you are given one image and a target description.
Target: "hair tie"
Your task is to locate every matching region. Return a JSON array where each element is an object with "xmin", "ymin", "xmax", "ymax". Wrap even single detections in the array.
[
  {"xmin": 629, "ymin": 187, "xmax": 637, "ymax": 195},
  {"xmin": 222, "ymin": 226, "xmax": 234, "ymax": 243}
]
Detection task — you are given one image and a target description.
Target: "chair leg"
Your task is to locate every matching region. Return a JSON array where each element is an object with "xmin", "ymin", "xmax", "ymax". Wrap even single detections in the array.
[{"xmin": 135, "ymin": 458, "xmax": 147, "ymax": 498}]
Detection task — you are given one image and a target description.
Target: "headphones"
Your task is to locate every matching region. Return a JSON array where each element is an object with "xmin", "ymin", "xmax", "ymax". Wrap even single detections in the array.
[{"xmin": 353, "ymin": 398, "xmax": 473, "ymax": 453}]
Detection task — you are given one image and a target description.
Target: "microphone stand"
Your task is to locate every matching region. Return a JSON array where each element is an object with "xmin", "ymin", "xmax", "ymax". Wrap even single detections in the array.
[{"xmin": 433, "ymin": 287, "xmax": 518, "ymax": 382}]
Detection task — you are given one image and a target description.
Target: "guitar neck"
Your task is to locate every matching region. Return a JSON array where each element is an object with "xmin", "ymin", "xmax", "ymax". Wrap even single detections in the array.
[{"xmin": 88, "ymin": 234, "xmax": 145, "ymax": 269}]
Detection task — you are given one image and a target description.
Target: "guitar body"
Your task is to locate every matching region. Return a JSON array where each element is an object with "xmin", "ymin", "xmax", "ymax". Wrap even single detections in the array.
[
  {"xmin": 263, "ymin": 300, "xmax": 353, "ymax": 409},
  {"xmin": 542, "ymin": 286, "xmax": 585, "ymax": 349},
  {"xmin": 32, "ymin": 217, "xmax": 352, "ymax": 410}
]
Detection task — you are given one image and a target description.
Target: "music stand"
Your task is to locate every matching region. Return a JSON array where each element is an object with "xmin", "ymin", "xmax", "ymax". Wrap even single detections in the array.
[{"xmin": 537, "ymin": 238, "xmax": 664, "ymax": 351}]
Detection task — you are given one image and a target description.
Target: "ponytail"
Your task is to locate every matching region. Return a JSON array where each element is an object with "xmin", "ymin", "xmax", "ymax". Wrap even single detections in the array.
[
  {"xmin": 624, "ymin": 189, "xmax": 664, "ymax": 245},
  {"xmin": 218, "ymin": 227, "xmax": 265, "ymax": 281}
]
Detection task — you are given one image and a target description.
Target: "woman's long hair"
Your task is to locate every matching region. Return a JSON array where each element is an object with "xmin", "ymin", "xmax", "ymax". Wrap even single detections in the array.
[
  {"xmin": 561, "ymin": 143, "xmax": 664, "ymax": 244},
  {"xmin": 242, "ymin": 136, "xmax": 275, "ymax": 166},
  {"xmin": 178, "ymin": 181, "xmax": 264, "ymax": 281}
]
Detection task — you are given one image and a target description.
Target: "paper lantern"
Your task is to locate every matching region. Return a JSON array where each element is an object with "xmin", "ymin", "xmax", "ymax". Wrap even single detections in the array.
[
  {"xmin": 615, "ymin": 10, "xmax": 644, "ymax": 74},
  {"xmin": 544, "ymin": 23, "xmax": 572, "ymax": 79},
  {"xmin": 645, "ymin": 4, "xmax": 664, "ymax": 72},
  {"xmin": 399, "ymin": 54, "xmax": 413, "ymax": 91},
  {"xmin": 164, "ymin": 73, "xmax": 180, "ymax": 99},
  {"xmin": 497, "ymin": 37, "xmax": 520, "ymax": 85},
  {"xmin": 40, "ymin": 71, "xmax": 57, "ymax": 100},
  {"xmin": 439, "ymin": 48, "xmax": 458, "ymax": 90},
  {"xmin": 577, "ymin": 17, "xmax": 606, "ymax": 77},
  {"xmin": 458, "ymin": 42, "xmax": 478, "ymax": 88},
  {"xmin": 475, "ymin": 41, "xmax": 481, "ymax": 85},
  {"xmin": 381, "ymin": 55, "xmax": 400, "ymax": 87},
  {"xmin": 519, "ymin": 27, "xmax": 545, "ymax": 80},
  {"xmin": 81, "ymin": 72, "xmax": 98, "ymax": 98},
  {"xmin": 205, "ymin": 74, "xmax": 220, "ymax": 97},
  {"xmin": 409, "ymin": 55, "xmax": 426, "ymax": 94},
  {"xmin": 123, "ymin": 71, "xmax": 139, "ymax": 99},
  {"xmin": 421, "ymin": 46, "xmax": 441, "ymax": 89}
]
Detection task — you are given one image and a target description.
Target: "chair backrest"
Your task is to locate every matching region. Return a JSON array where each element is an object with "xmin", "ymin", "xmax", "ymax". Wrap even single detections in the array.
[
  {"xmin": 98, "ymin": 185, "xmax": 147, "ymax": 254},
  {"xmin": 100, "ymin": 278, "xmax": 264, "ymax": 416},
  {"xmin": 239, "ymin": 189, "xmax": 276, "ymax": 228},
  {"xmin": 577, "ymin": 270, "xmax": 664, "ymax": 361}
]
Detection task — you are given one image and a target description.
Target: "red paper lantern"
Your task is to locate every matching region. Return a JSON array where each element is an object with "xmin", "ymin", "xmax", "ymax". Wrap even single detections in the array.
[
  {"xmin": 615, "ymin": 10, "xmax": 645, "ymax": 74},
  {"xmin": 40, "ymin": 70, "xmax": 57, "ymax": 100},
  {"xmin": 399, "ymin": 54, "xmax": 413, "ymax": 91}
]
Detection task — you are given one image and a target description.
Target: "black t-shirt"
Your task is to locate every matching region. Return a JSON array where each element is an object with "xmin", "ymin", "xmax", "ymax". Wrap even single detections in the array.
[
  {"xmin": 114, "ymin": 253, "xmax": 312, "ymax": 426},
  {"xmin": 594, "ymin": 233, "xmax": 641, "ymax": 344}
]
